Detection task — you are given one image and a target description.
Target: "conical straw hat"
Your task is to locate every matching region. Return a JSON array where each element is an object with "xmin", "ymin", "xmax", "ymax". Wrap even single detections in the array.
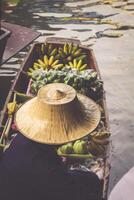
[{"xmin": 15, "ymin": 83, "xmax": 101, "ymax": 145}]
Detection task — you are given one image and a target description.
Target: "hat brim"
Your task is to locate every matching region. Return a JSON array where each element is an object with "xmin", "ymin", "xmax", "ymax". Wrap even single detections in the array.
[{"xmin": 15, "ymin": 94, "xmax": 101, "ymax": 145}]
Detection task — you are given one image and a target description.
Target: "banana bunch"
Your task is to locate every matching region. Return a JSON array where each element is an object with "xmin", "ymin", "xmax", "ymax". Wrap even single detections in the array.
[
  {"xmin": 88, "ymin": 132, "xmax": 110, "ymax": 156},
  {"xmin": 58, "ymin": 43, "xmax": 86, "ymax": 64},
  {"xmin": 68, "ymin": 59, "xmax": 87, "ymax": 71},
  {"xmin": 58, "ymin": 140, "xmax": 88, "ymax": 155},
  {"xmin": 28, "ymin": 55, "xmax": 64, "ymax": 75},
  {"xmin": 40, "ymin": 43, "xmax": 58, "ymax": 57}
]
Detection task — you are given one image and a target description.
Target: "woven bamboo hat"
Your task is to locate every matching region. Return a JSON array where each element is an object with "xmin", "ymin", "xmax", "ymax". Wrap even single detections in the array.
[{"xmin": 15, "ymin": 83, "xmax": 101, "ymax": 145}]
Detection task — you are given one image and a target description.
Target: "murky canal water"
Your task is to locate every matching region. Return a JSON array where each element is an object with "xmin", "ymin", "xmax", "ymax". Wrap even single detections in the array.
[{"xmin": 1, "ymin": 0, "xmax": 134, "ymax": 196}]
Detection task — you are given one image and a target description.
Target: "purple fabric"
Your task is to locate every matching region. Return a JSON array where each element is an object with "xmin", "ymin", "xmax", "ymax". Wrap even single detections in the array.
[{"xmin": 0, "ymin": 134, "xmax": 101, "ymax": 200}]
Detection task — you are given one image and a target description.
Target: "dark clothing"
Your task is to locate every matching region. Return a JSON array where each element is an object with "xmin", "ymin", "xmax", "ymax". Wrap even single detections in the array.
[{"xmin": 0, "ymin": 134, "xmax": 101, "ymax": 200}]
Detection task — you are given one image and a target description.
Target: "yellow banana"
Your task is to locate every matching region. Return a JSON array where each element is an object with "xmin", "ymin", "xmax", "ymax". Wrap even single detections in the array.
[
  {"xmin": 33, "ymin": 62, "xmax": 43, "ymax": 68},
  {"xmin": 43, "ymin": 55, "xmax": 49, "ymax": 66},
  {"xmin": 28, "ymin": 72, "xmax": 32, "ymax": 76},
  {"xmin": 64, "ymin": 43, "xmax": 68, "ymax": 54},
  {"xmin": 49, "ymin": 56, "xmax": 54, "ymax": 66},
  {"xmin": 38, "ymin": 59, "xmax": 46, "ymax": 67},
  {"xmin": 52, "ymin": 64, "xmax": 63, "ymax": 69},
  {"xmin": 51, "ymin": 60, "xmax": 59, "ymax": 67},
  {"xmin": 73, "ymin": 59, "xmax": 77, "ymax": 68},
  {"xmin": 33, "ymin": 65, "xmax": 39, "ymax": 70},
  {"xmin": 68, "ymin": 43, "xmax": 73, "ymax": 54},
  {"xmin": 77, "ymin": 59, "xmax": 82, "ymax": 69},
  {"xmin": 79, "ymin": 64, "xmax": 87, "ymax": 71},
  {"xmin": 28, "ymin": 68, "xmax": 34, "ymax": 73},
  {"xmin": 7, "ymin": 102, "xmax": 17, "ymax": 115},
  {"xmin": 68, "ymin": 62, "xmax": 73, "ymax": 67}
]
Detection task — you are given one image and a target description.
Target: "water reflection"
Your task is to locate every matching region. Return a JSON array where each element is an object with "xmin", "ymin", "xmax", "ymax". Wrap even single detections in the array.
[{"xmin": 3, "ymin": 0, "xmax": 67, "ymax": 29}]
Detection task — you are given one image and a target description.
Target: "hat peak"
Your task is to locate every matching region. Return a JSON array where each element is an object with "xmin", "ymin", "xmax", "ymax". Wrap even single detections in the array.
[{"xmin": 48, "ymin": 89, "xmax": 66, "ymax": 100}]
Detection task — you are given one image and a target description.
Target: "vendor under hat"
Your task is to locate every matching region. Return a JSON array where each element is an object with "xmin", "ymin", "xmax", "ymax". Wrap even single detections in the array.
[
  {"xmin": 0, "ymin": 83, "xmax": 102, "ymax": 200},
  {"xmin": 15, "ymin": 83, "xmax": 101, "ymax": 144}
]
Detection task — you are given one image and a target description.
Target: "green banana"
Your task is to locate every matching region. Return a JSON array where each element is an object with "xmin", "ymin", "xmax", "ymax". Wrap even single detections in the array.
[
  {"xmin": 50, "ymin": 48, "xmax": 58, "ymax": 56},
  {"xmin": 76, "ymin": 54, "xmax": 86, "ymax": 61},
  {"xmin": 59, "ymin": 143, "xmax": 74, "ymax": 154},
  {"xmin": 73, "ymin": 140, "xmax": 88, "ymax": 154},
  {"xmin": 72, "ymin": 44, "xmax": 79, "ymax": 54},
  {"xmin": 73, "ymin": 49, "xmax": 82, "ymax": 57}
]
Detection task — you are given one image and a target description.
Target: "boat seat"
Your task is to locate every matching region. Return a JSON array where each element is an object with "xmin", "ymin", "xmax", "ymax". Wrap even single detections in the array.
[{"xmin": 108, "ymin": 166, "xmax": 134, "ymax": 200}]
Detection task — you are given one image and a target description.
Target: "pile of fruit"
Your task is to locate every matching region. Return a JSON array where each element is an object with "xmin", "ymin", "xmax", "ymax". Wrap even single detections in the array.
[
  {"xmin": 28, "ymin": 43, "xmax": 103, "ymax": 100},
  {"xmin": 26, "ymin": 42, "xmax": 109, "ymax": 159},
  {"xmin": 34, "ymin": 43, "xmax": 87, "ymax": 69},
  {"xmin": 57, "ymin": 131, "xmax": 110, "ymax": 159},
  {"xmin": 28, "ymin": 67, "xmax": 103, "ymax": 100}
]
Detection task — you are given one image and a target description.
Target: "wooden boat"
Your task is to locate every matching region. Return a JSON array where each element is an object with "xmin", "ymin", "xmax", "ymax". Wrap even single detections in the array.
[
  {"xmin": 1, "ymin": 22, "xmax": 40, "ymax": 65},
  {"xmin": 0, "ymin": 37, "xmax": 111, "ymax": 200}
]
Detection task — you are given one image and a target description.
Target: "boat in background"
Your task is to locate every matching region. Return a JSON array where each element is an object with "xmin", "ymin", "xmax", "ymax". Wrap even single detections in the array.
[{"xmin": 1, "ymin": 22, "xmax": 40, "ymax": 65}]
